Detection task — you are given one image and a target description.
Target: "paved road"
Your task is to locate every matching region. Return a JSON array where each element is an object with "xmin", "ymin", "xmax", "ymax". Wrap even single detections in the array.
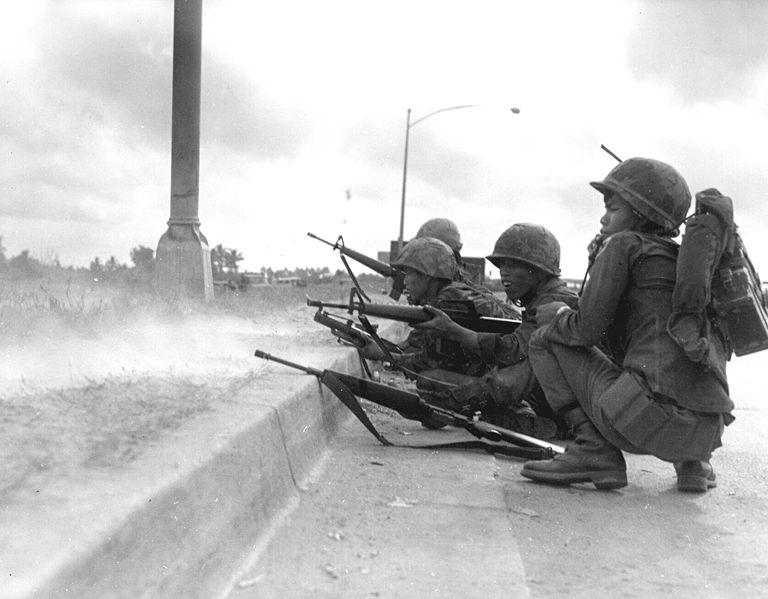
[{"xmin": 227, "ymin": 353, "xmax": 768, "ymax": 599}]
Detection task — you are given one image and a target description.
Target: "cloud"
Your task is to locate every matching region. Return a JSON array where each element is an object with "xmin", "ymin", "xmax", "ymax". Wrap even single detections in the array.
[
  {"xmin": 628, "ymin": 0, "xmax": 768, "ymax": 102},
  {"xmin": 201, "ymin": 59, "xmax": 310, "ymax": 159}
]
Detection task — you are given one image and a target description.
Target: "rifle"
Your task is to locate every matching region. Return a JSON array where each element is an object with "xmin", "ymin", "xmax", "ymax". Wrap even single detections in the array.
[
  {"xmin": 306, "ymin": 297, "xmax": 521, "ymax": 334},
  {"xmin": 254, "ymin": 349, "xmax": 564, "ymax": 459},
  {"xmin": 307, "ymin": 232, "xmax": 406, "ymax": 300},
  {"xmin": 312, "ymin": 307, "xmax": 402, "ymax": 354}
]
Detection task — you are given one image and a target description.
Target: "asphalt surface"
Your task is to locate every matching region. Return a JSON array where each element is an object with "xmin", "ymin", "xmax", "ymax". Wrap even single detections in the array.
[{"xmin": 226, "ymin": 352, "xmax": 768, "ymax": 599}]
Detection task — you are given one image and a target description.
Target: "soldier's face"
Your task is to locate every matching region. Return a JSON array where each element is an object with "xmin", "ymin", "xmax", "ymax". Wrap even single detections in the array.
[
  {"xmin": 403, "ymin": 267, "xmax": 432, "ymax": 305},
  {"xmin": 497, "ymin": 259, "xmax": 537, "ymax": 302},
  {"xmin": 600, "ymin": 193, "xmax": 637, "ymax": 235}
]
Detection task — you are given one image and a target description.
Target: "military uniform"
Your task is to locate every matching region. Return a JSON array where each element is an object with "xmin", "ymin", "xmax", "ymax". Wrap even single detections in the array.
[
  {"xmin": 411, "ymin": 224, "xmax": 571, "ymax": 438},
  {"xmin": 530, "ymin": 232, "xmax": 733, "ymax": 461},
  {"xmin": 414, "ymin": 217, "xmax": 521, "ymax": 321},
  {"xmin": 522, "ymin": 157, "xmax": 733, "ymax": 492},
  {"xmin": 398, "ymin": 279, "xmax": 513, "ymax": 374},
  {"xmin": 470, "ymin": 277, "xmax": 578, "ymax": 424}
]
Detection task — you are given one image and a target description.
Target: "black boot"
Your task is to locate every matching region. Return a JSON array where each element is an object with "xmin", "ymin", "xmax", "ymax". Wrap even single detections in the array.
[
  {"xmin": 674, "ymin": 461, "xmax": 716, "ymax": 493},
  {"xmin": 521, "ymin": 407, "xmax": 627, "ymax": 490}
]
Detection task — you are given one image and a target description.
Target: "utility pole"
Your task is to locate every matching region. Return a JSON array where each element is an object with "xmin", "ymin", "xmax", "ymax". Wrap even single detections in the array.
[{"xmin": 155, "ymin": 0, "xmax": 214, "ymax": 302}]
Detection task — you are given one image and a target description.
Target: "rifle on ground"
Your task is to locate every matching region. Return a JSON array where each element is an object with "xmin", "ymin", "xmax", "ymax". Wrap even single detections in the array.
[
  {"xmin": 307, "ymin": 232, "xmax": 406, "ymax": 301},
  {"xmin": 312, "ymin": 307, "xmax": 402, "ymax": 354},
  {"xmin": 307, "ymin": 296, "xmax": 521, "ymax": 334},
  {"xmin": 254, "ymin": 349, "xmax": 563, "ymax": 459}
]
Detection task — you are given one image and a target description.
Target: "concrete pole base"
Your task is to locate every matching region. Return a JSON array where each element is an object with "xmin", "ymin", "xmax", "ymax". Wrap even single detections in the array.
[{"xmin": 155, "ymin": 223, "xmax": 214, "ymax": 302}]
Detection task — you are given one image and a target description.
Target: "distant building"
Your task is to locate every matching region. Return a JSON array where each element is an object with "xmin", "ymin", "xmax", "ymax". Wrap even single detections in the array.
[
  {"xmin": 242, "ymin": 272, "xmax": 268, "ymax": 285},
  {"xmin": 275, "ymin": 276, "xmax": 306, "ymax": 287}
]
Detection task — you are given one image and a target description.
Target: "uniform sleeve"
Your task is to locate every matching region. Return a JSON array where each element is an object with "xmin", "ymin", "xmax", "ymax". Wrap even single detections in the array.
[
  {"xmin": 437, "ymin": 284, "xmax": 513, "ymax": 318},
  {"xmin": 475, "ymin": 322, "xmax": 533, "ymax": 367},
  {"xmin": 544, "ymin": 234, "xmax": 632, "ymax": 346}
]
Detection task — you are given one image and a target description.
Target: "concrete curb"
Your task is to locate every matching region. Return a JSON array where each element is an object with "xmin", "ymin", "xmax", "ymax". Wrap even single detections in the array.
[{"xmin": 5, "ymin": 335, "xmax": 400, "ymax": 599}]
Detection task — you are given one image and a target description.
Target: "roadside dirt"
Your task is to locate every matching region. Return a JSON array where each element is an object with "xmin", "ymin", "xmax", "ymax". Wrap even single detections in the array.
[{"xmin": 0, "ymin": 298, "xmax": 341, "ymax": 503}]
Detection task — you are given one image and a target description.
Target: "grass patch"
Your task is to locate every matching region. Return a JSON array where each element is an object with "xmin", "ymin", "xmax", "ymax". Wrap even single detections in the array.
[{"xmin": 0, "ymin": 268, "xmax": 387, "ymax": 339}]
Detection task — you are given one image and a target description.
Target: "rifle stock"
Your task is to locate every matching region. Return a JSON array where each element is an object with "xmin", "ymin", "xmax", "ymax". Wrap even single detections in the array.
[
  {"xmin": 254, "ymin": 349, "xmax": 564, "ymax": 456},
  {"xmin": 306, "ymin": 297, "xmax": 521, "ymax": 334},
  {"xmin": 307, "ymin": 232, "xmax": 406, "ymax": 300}
]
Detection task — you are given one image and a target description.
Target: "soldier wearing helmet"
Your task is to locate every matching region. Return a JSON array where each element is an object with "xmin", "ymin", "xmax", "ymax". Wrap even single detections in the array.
[
  {"xmin": 521, "ymin": 157, "xmax": 733, "ymax": 493},
  {"xmin": 415, "ymin": 218, "xmax": 463, "ymax": 258},
  {"xmin": 413, "ymin": 223, "xmax": 578, "ymax": 438},
  {"xmin": 414, "ymin": 218, "xmax": 520, "ymax": 319},
  {"xmin": 358, "ymin": 237, "xmax": 518, "ymax": 392},
  {"xmin": 392, "ymin": 237, "xmax": 459, "ymax": 304}
]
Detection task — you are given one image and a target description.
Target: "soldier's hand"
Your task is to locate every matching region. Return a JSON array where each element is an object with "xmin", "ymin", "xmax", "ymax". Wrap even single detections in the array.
[
  {"xmin": 413, "ymin": 305, "xmax": 455, "ymax": 332},
  {"xmin": 587, "ymin": 233, "xmax": 607, "ymax": 266},
  {"xmin": 415, "ymin": 305, "xmax": 478, "ymax": 347},
  {"xmin": 534, "ymin": 301, "xmax": 570, "ymax": 326}
]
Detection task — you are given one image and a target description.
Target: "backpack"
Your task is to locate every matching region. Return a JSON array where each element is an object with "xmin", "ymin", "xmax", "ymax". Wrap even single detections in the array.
[{"xmin": 667, "ymin": 188, "xmax": 768, "ymax": 368}]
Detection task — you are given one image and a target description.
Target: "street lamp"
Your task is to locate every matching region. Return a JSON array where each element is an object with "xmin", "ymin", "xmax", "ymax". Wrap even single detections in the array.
[{"xmin": 396, "ymin": 105, "xmax": 520, "ymax": 254}]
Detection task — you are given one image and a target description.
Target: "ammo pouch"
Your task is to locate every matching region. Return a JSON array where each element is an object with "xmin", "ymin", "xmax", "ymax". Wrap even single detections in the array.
[{"xmin": 599, "ymin": 371, "xmax": 722, "ymax": 462}]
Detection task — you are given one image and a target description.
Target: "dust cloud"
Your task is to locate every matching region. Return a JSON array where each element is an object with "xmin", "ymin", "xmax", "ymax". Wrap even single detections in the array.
[{"xmin": 0, "ymin": 312, "xmax": 312, "ymax": 396}]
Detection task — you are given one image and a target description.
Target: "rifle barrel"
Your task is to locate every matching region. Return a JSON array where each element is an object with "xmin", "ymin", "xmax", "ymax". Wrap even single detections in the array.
[
  {"xmin": 337, "ymin": 246, "xmax": 395, "ymax": 278},
  {"xmin": 307, "ymin": 298, "xmax": 352, "ymax": 311},
  {"xmin": 306, "ymin": 232, "xmax": 395, "ymax": 278},
  {"xmin": 254, "ymin": 350, "xmax": 322, "ymax": 377},
  {"xmin": 306, "ymin": 232, "xmax": 337, "ymax": 248}
]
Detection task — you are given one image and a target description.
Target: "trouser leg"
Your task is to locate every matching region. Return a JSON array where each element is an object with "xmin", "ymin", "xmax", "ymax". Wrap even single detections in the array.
[{"xmin": 521, "ymin": 330, "xmax": 628, "ymax": 489}]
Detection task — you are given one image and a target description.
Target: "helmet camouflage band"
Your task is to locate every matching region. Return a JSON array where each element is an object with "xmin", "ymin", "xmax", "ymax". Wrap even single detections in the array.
[
  {"xmin": 486, "ymin": 223, "xmax": 561, "ymax": 276},
  {"xmin": 392, "ymin": 237, "xmax": 458, "ymax": 280},
  {"xmin": 415, "ymin": 218, "xmax": 463, "ymax": 253},
  {"xmin": 590, "ymin": 157, "xmax": 691, "ymax": 231}
]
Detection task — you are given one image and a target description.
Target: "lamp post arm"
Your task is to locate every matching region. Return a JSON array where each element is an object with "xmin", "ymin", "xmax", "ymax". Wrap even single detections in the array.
[
  {"xmin": 396, "ymin": 104, "xmax": 519, "ymax": 257},
  {"xmin": 409, "ymin": 104, "xmax": 486, "ymax": 128}
]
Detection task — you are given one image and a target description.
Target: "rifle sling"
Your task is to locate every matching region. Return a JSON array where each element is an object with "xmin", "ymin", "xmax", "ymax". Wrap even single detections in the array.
[
  {"xmin": 318, "ymin": 372, "xmax": 552, "ymax": 460},
  {"xmin": 340, "ymin": 254, "xmax": 371, "ymax": 302},
  {"xmin": 321, "ymin": 371, "xmax": 392, "ymax": 446},
  {"xmin": 356, "ymin": 349, "xmax": 374, "ymax": 379}
]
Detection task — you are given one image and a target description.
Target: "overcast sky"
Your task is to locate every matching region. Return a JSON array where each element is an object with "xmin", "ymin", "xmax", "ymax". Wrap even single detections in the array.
[{"xmin": 2, "ymin": 0, "xmax": 767, "ymax": 279}]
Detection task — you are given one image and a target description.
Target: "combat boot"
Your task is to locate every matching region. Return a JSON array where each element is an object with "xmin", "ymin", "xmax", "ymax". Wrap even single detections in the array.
[
  {"xmin": 521, "ymin": 407, "xmax": 627, "ymax": 490},
  {"xmin": 674, "ymin": 460, "xmax": 716, "ymax": 493}
]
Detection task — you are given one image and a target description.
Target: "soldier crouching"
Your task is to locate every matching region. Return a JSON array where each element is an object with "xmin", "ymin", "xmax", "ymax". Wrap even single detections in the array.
[{"xmin": 521, "ymin": 157, "xmax": 734, "ymax": 493}]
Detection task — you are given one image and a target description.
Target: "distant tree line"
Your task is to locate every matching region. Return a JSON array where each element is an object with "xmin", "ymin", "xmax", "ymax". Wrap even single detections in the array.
[{"xmin": 0, "ymin": 235, "xmax": 382, "ymax": 288}]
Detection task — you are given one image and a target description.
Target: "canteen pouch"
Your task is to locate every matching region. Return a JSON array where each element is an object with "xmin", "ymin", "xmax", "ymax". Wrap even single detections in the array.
[{"xmin": 712, "ymin": 248, "xmax": 768, "ymax": 356}]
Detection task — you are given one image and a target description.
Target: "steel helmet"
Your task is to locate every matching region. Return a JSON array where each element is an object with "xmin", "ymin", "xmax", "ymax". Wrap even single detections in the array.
[
  {"xmin": 486, "ymin": 223, "xmax": 561, "ymax": 276},
  {"xmin": 590, "ymin": 157, "xmax": 691, "ymax": 231},
  {"xmin": 392, "ymin": 237, "xmax": 458, "ymax": 280},
  {"xmin": 415, "ymin": 218, "xmax": 463, "ymax": 253}
]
